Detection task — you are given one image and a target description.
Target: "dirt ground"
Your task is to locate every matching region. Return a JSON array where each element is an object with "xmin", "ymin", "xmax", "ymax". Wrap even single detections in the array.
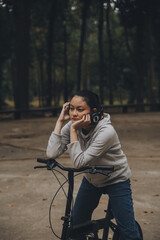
[{"xmin": 0, "ymin": 112, "xmax": 160, "ymax": 240}]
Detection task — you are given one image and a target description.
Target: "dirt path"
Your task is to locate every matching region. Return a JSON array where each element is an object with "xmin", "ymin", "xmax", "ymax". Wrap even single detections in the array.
[{"xmin": 0, "ymin": 112, "xmax": 160, "ymax": 240}]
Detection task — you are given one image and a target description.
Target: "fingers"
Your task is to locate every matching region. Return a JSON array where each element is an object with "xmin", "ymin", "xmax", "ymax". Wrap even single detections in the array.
[
  {"xmin": 58, "ymin": 102, "xmax": 70, "ymax": 121},
  {"xmin": 63, "ymin": 102, "xmax": 70, "ymax": 111},
  {"xmin": 72, "ymin": 114, "xmax": 91, "ymax": 130},
  {"xmin": 82, "ymin": 114, "xmax": 91, "ymax": 123}
]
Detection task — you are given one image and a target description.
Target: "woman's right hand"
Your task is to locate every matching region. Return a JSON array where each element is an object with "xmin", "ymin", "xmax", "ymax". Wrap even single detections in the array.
[{"xmin": 58, "ymin": 102, "xmax": 70, "ymax": 122}]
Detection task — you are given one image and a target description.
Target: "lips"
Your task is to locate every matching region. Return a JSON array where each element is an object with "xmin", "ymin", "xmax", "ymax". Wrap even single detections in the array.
[{"xmin": 72, "ymin": 118, "xmax": 80, "ymax": 121}]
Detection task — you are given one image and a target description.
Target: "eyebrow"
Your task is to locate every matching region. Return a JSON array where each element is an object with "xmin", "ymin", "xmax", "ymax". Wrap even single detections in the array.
[{"xmin": 70, "ymin": 104, "xmax": 85, "ymax": 108}]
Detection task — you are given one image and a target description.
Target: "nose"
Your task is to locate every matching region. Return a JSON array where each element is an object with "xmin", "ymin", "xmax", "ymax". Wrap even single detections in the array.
[{"xmin": 72, "ymin": 109, "xmax": 78, "ymax": 116}]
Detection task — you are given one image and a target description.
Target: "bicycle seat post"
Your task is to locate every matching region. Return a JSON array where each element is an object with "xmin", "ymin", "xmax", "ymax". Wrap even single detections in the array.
[{"xmin": 61, "ymin": 170, "xmax": 74, "ymax": 240}]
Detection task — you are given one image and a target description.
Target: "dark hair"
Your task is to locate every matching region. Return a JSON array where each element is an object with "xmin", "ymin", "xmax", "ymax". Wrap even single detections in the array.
[{"xmin": 71, "ymin": 90, "xmax": 101, "ymax": 111}]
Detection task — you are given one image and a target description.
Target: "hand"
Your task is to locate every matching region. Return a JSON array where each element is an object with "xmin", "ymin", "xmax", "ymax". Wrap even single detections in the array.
[
  {"xmin": 71, "ymin": 114, "xmax": 91, "ymax": 130},
  {"xmin": 58, "ymin": 102, "xmax": 70, "ymax": 122}
]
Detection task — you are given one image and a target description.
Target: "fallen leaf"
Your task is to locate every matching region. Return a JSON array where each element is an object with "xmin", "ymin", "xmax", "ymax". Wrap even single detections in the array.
[
  {"xmin": 153, "ymin": 194, "xmax": 159, "ymax": 197},
  {"xmin": 144, "ymin": 222, "xmax": 150, "ymax": 225},
  {"xmin": 21, "ymin": 181, "xmax": 26, "ymax": 185},
  {"xmin": 8, "ymin": 203, "xmax": 16, "ymax": 207},
  {"xmin": 143, "ymin": 211, "xmax": 148, "ymax": 214},
  {"xmin": 132, "ymin": 179, "xmax": 138, "ymax": 182}
]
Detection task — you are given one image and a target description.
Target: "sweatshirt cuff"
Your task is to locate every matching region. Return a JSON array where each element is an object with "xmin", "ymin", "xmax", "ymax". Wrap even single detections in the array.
[
  {"xmin": 67, "ymin": 141, "xmax": 80, "ymax": 150},
  {"xmin": 51, "ymin": 131, "xmax": 62, "ymax": 137}
]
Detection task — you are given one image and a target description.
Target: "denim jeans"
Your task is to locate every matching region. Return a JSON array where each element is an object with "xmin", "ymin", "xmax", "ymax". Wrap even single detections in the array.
[{"xmin": 71, "ymin": 177, "xmax": 141, "ymax": 240}]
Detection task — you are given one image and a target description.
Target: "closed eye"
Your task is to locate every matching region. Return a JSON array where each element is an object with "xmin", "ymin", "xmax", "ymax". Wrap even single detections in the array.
[
  {"xmin": 70, "ymin": 107, "xmax": 85, "ymax": 112},
  {"xmin": 77, "ymin": 108, "xmax": 85, "ymax": 112}
]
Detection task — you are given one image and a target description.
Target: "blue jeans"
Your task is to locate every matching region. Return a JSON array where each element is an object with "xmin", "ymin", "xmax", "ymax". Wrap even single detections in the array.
[{"xmin": 71, "ymin": 177, "xmax": 141, "ymax": 240}]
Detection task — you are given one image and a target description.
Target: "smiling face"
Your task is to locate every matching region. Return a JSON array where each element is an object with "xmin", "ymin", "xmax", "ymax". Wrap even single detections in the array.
[{"xmin": 69, "ymin": 96, "xmax": 91, "ymax": 123}]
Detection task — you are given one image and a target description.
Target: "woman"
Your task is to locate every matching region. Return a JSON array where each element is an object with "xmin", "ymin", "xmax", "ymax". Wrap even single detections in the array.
[{"xmin": 46, "ymin": 90, "xmax": 141, "ymax": 240}]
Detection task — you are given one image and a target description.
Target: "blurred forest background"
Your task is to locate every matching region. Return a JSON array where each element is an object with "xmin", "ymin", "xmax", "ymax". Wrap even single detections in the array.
[{"xmin": 0, "ymin": 0, "xmax": 160, "ymax": 118}]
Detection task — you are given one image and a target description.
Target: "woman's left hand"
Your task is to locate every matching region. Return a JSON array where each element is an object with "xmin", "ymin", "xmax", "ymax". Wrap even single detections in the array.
[{"xmin": 71, "ymin": 114, "xmax": 91, "ymax": 130}]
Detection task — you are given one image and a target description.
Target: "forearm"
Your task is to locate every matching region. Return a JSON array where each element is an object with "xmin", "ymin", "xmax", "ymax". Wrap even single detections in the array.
[
  {"xmin": 46, "ymin": 132, "xmax": 63, "ymax": 158},
  {"xmin": 54, "ymin": 119, "xmax": 64, "ymax": 134},
  {"xmin": 46, "ymin": 119, "xmax": 64, "ymax": 157},
  {"xmin": 70, "ymin": 126, "xmax": 78, "ymax": 142},
  {"xmin": 53, "ymin": 102, "xmax": 70, "ymax": 134},
  {"xmin": 47, "ymin": 121, "xmax": 70, "ymax": 158}
]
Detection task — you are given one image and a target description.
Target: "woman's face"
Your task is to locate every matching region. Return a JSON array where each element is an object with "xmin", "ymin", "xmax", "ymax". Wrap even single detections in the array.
[{"xmin": 69, "ymin": 96, "xmax": 91, "ymax": 123}]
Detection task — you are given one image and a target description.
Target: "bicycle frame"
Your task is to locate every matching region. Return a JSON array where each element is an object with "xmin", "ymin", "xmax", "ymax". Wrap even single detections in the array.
[
  {"xmin": 61, "ymin": 170, "xmax": 74, "ymax": 240},
  {"xmin": 34, "ymin": 159, "xmax": 119, "ymax": 240},
  {"xmin": 35, "ymin": 158, "xmax": 143, "ymax": 240},
  {"xmin": 60, "ymin": 169, "xmax": 116, "ymax": 240}
]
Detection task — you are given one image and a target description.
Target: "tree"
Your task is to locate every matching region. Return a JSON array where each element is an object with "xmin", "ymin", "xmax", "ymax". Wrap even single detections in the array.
[
  {"xmin": 106, "ymin": 0, "xmax": 113, "ymax": 104},
  {"xmin": 0, "ymin": 6, "xmax": 10, "ymax": 108},
  {"xmin": 13, "ymin": 0, "xmax": 31, "ymax": 117},
  {"xmin": 46, "ymin": 0, "xmax": 58, "ymax": 107},
  {"xmin": 77, "ymin": 0, "xmax": 91, "ymax": 90},
  {"xmin": 63, "ymin": 0, "xmax": 69, "ymax": 102},
  {"xmin": 98, "ymin": 0, "xmax": 105, "ymax": 104},
  {"xmin": 115, "ymin": 0, "xmax": 159, "ymax": 105}
]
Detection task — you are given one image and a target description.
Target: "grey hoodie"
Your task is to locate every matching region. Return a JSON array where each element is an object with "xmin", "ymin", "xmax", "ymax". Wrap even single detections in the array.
[{"xmin": 46, "ymin": 114, "xmax": 131, "ymax": 187}]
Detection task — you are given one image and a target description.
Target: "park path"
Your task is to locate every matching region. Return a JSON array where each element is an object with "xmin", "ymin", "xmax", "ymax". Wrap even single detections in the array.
[{"xmin": 0, "ymin": 112, "xmax": 160, "ymax": 240}]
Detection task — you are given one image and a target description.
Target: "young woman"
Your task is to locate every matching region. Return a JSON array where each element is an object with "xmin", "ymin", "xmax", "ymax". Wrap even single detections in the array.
[{"xmin": 46, "ymin": 90, "xmax": 141, "ymax": 240}]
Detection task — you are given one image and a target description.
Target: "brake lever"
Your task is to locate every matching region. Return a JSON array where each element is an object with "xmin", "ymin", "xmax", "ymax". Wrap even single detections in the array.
[
  {"xmin": 34, "ymin": 165, "xmax": 47, "ymax": 169},
  {"xmin": 89, "ymin": 167, "xmax": 111, "ymax": 177},
  {"xmin": 96, "ymin": 171, "xmax": 111, "ymax": 177}
]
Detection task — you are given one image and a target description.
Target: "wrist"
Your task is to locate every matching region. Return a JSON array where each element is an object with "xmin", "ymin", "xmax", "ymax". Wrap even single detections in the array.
[
  {"xmin": 57, "ymin": 118, "xmax": 64, "ymax": 124},
  {"xmin": 71, "ymin": 125, "xmax": 77, "ymax": 132},
  {"xmin": 54, "ymin": 118, "xmax": 64, "ymax": 134},
  {"xmin": 70, "ymin": 125, "xmax": 78, "ymax": 142}
]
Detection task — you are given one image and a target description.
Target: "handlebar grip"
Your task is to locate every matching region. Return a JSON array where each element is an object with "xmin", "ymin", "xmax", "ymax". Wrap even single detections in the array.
[{"xmin": 37, "ymin": 158, "xmax": 48, "ymax": 164}]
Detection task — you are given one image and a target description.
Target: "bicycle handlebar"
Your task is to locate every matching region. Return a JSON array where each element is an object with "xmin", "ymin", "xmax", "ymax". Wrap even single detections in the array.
[{"xmin": 34, "ymin": 158, "xmax": 114, "ymax": 173}]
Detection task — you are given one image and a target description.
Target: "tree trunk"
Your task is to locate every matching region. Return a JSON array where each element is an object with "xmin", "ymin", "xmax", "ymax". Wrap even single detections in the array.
[
  {"xmin": 0, "ymin": 64, "xmax": 3, "ymax": 109},
  {"xmin": 124, "ymin": 27, "xmax": 136, "ymax": 104},
  {"xmin": 135, "ymin": 23, "xmax": 144, "ymax": 107},
  {"xmin": 146, "ymin": 11, "xmax": 157, "ymax": 104},
  {"xmin": 46, "ymin": 0, "xmax": 58, "ymax": 107},
  {"xmin": 63, "ymin": 0, "xmax": 68, "ymax": 102},
  {"xmin": 63, "ymin": 21, "xmax": 68, "ymax": 102},
  {"xmin": 124, "ymin": 23, "xmax": 144, "ymax": 109},
  {"xmin": 106, "ymin": 0, "xmax": 113, "ymax": 104},
  {"xmin": 82, "ymin": 41, "xmax": 90, "ymax": 90},
  {"xmin": 36, "ymin": 49, "xmax": 45, "ymax": 107},
  {"xmin": 98, "ymin": 0, "xmax": 104, "ymax": 105},
  {"xmin": 77, "ymin": 0, "xmax": 90, "ymax": 90},
  {"xmin": 13, "ymin": 0, "xmax": 31, "ymax": 118}
]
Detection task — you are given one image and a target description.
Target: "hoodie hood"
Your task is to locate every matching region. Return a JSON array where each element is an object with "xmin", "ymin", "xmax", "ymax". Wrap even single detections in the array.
[{"xmin": 102, "ymin": 113, "xmax": 111, "ymax": 124}]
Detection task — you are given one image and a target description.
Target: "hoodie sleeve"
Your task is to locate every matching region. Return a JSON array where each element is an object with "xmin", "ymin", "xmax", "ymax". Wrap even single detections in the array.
[
  {"xmin": 68, "ymin": 125, "xmax": 117, "ymax": 168},
  {"xmin": 46, "ymin": 121, "xmax": 71, "ymax": 158}
]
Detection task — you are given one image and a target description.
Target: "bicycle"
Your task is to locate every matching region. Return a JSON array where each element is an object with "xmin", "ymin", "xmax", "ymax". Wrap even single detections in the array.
[{"xmin": 34, "ymin": 158, "xmax": 143, "ymax": 240}]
